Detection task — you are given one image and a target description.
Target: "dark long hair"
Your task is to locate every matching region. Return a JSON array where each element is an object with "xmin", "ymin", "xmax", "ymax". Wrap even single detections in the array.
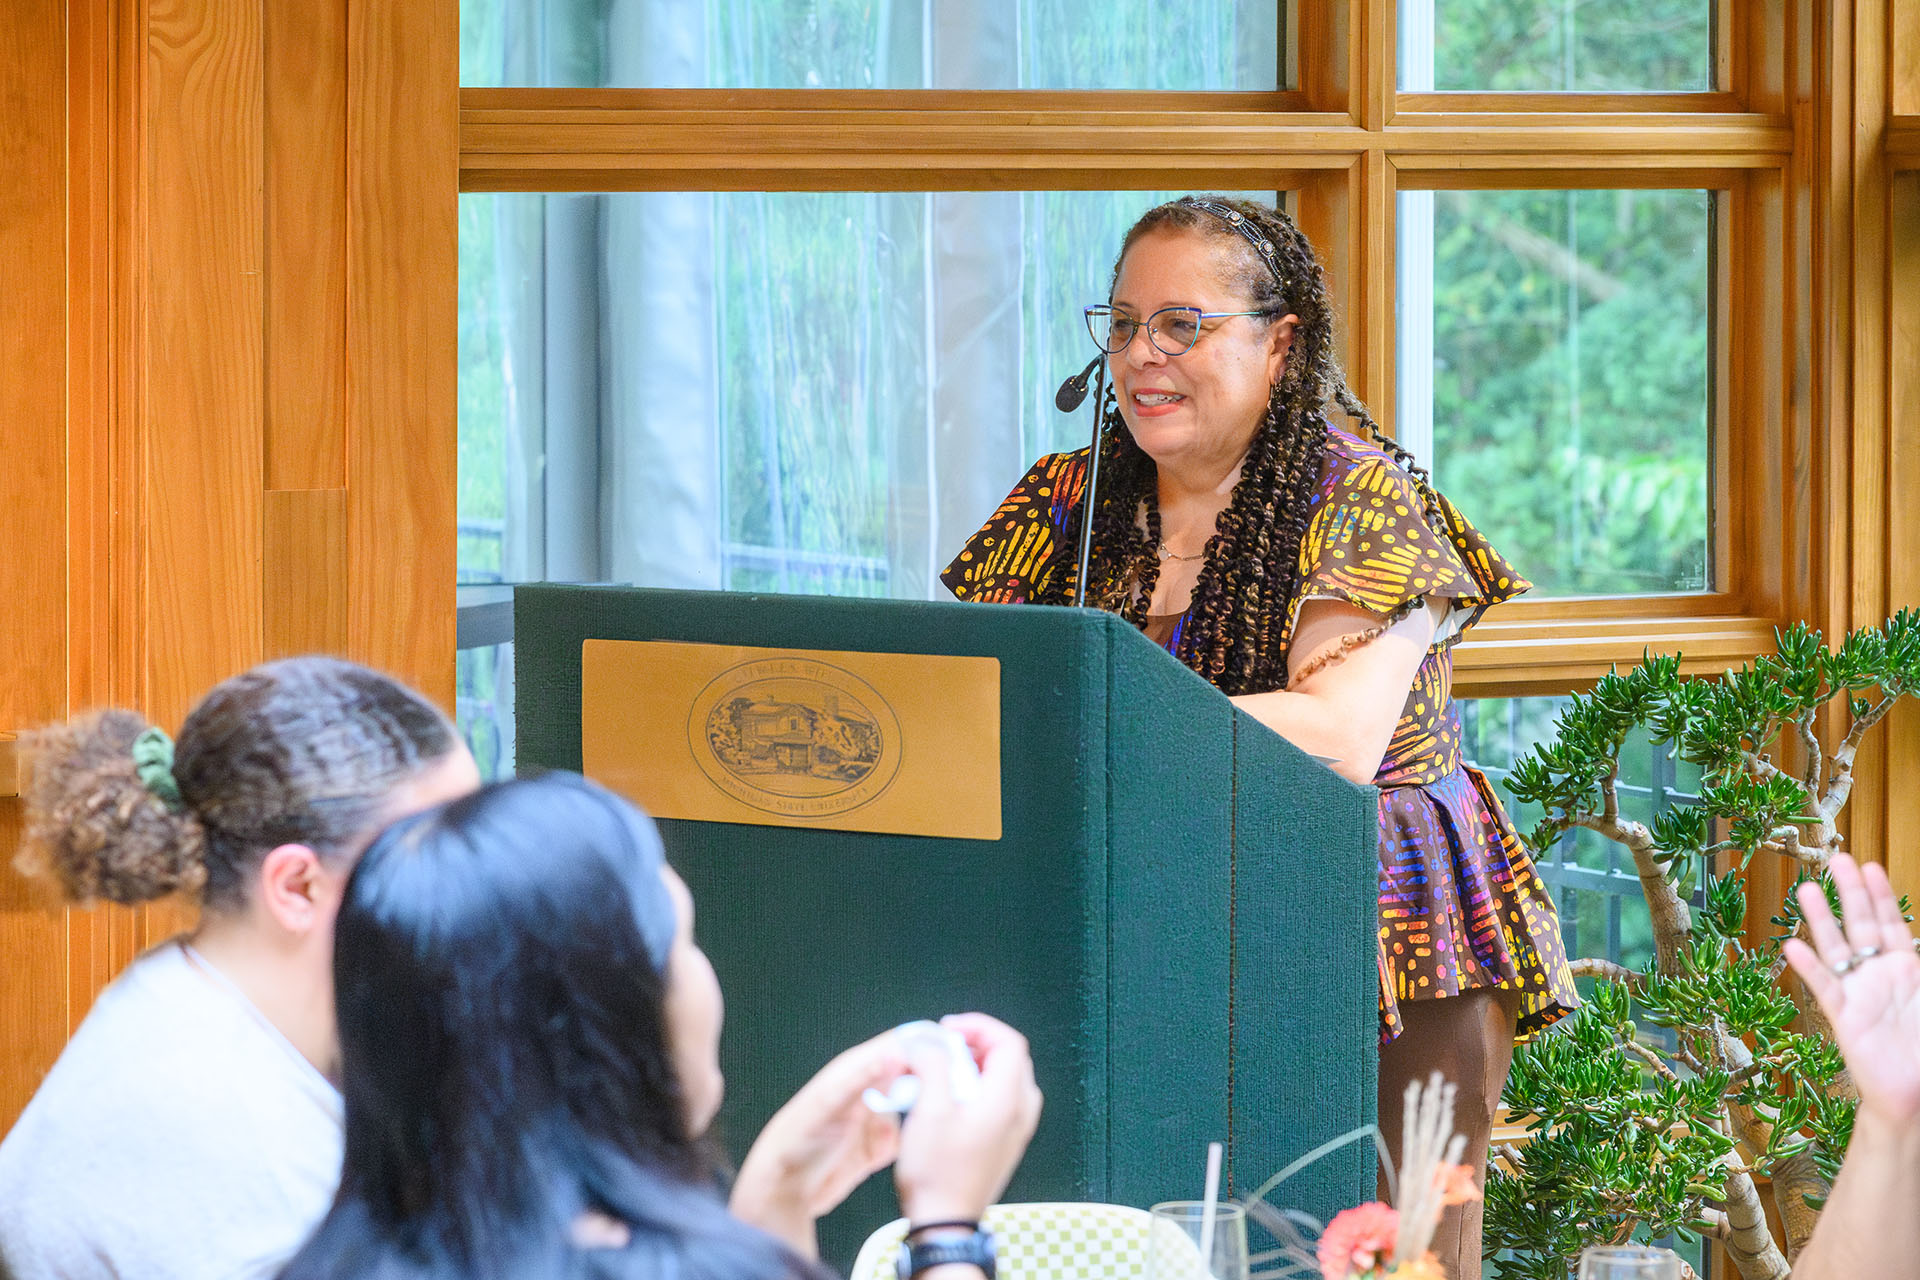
[
  {"xmin": 1040, "ymin": 196, "xmax": 1441, "ymax": 695},
  {"xmin": 280, "ymin": 774, "xmax": 817, "ymax": 1280}
]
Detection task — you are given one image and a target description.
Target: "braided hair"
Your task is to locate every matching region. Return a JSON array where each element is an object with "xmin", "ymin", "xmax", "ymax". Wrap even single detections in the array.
[{"xmin": 1040, "ymin": 196, "xmax": 1445, "ymax": 695}]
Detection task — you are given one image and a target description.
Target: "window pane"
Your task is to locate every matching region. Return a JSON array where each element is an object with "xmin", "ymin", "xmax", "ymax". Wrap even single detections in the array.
[
  {"xmin": 1464, "ymin": 695, "xmax": 1713, "ymax": 1280},
  {"xmin": 1396, "ymin": 188, "xmax": 1713, "ymax": 596},
  {"xmin": 1459, "ymin": 696, "xmax": 1704, "ymax": 975},
  {"xmin": 461, "ymin": 0, "xmax": 1282, "ymax": 90},
  {"xmin": 457, "ymin": 189, "xmax": 1275, "ymax": 768},
  {"xmin": 1398, "ymin": 0, "xmax": 1713, "ymax": 91}
]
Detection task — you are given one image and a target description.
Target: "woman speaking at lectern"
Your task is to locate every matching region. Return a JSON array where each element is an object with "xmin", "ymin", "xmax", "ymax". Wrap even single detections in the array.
[{"xmin": 942, "ymin": 195, "xmax": 1577, "ymax": 1280}]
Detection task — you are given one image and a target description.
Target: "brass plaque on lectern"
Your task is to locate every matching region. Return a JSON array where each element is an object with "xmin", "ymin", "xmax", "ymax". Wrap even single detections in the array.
[{"xmin": 582, "ymin": 639, "xmax": 1002, "ymax": 840}]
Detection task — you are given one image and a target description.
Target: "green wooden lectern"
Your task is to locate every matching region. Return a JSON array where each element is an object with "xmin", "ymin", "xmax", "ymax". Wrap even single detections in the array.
[{"xmin": 515, "ymin": 585, "xmax": 1379, "ymax": 1264}]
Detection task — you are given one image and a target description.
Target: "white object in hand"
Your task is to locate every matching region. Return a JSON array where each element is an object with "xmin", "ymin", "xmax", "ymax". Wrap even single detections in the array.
[{"xmin": 861, "ymin": 1021, "xmax": 981, "ymax": 1114}]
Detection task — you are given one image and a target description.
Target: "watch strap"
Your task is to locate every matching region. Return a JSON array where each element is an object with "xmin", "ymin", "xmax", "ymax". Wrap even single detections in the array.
[{"xmin": 896, "ymin": 1228, "xmax": 997, "ymax": 1279}]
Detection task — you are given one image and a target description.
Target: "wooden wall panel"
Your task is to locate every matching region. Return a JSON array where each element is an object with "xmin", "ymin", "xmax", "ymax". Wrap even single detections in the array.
[
  {"xmin": 1896, "ymin": 1, "xmax": 1918, "ymax": 116},
  {"xmin": 345, "ymin": 0, "xmax": 458, "ymax": 705},
  {"xmin": 1353, "ymin": 149, "xmax": 1392, "ymax": 422},
  {"xmin": 1884, "ymin": 172, "xmax": 1920, "ymax": 906},
  {"xmin": 145, "ymin": 0, "xmax": 266, "ymax": 727},
  {"xmin": 4, "ymin": 0, "xmax": 456, "ymax": 1135},
  {"xmin": 265, "ymin": 0, "xmax": 348, "ymax": 491},
  {"xmin": 265, "ymin": 489, "xmax": 350, "ymax": 658},
  {"xmin": 0, "ymin": 0, "xmax": 75, "ymax": 1126},
  {"xmin": 1296, "ymin": 166, "xmax": 1357, "ymax": 397},
  {"xmin": 0, "ymin": 810, "xmax": 68, "ymax": 1129}
]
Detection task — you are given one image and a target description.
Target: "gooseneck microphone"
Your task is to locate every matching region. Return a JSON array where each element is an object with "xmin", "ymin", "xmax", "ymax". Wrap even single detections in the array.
[
  {"xmin": 1066, "ymin": 357, "xmax": 1108, "ymax": 608},
  {"xmin": 1054, "ymin": 355, "xmax": 1104, "ymax": 413}
]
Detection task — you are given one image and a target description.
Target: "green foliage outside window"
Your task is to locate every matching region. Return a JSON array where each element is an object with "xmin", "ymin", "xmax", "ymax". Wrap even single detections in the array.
[
  {"xmin": 1425, "ymin": 0, "xmax": 1712, "ymax": 91},
  {"xmin": 1428, "ymin": 189, "xmax": 1712, "ymax": 596}
]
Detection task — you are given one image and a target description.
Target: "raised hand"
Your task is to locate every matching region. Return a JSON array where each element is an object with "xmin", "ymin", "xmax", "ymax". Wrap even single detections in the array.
[
  {"xmin": 1783, "ymin": 854, "xmax": 1920, "ymax": 1129},
  {"xmin": 730, "ymin": 1031, "xmax": 909, "ymax": 1258},
  {"xmin": 892, "ymin": 1012, "xmax": 1044, "ymax": 1227}
]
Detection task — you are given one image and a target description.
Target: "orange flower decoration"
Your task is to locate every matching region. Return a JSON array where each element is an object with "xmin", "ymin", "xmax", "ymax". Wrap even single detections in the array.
[
  {"xmin": 1435, "ymin": 1162, "xmax": 1482, "ymax": 1207},
  {"xmin": 1384, "ymin": 1256, "xmax": 1446, "ymax": 1280},
  {"xmin": 1317, "ymin": 1202, "xmax": 1399, "ymax": 1280}
]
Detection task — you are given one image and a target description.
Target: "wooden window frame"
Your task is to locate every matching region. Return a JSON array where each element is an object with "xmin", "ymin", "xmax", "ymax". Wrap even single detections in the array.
[{"xmin": 455, "ymin": 0, "xmax": 1805, "ymax": 698}]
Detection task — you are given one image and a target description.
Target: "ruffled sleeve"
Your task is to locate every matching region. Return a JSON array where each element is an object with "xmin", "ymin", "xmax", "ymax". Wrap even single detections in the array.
[
  {"xmin": 940, "ymin": 451, "xmax": 1089, "ymax": 603},
  {"xmin": 1296, "ymin": 450, "xmax": 1529, "ymax": 647}
]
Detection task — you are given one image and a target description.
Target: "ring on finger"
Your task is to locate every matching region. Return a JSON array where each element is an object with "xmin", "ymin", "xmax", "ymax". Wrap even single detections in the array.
[{"xmin": 1832, "ymin": 945, "xmax": 1884, "ymax": 975}]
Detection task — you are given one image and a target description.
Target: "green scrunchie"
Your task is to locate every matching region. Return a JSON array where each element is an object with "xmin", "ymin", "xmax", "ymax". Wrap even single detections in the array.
[{"xmin": 130, "ymin": 726, "xmax": 185, "ymax": 813}]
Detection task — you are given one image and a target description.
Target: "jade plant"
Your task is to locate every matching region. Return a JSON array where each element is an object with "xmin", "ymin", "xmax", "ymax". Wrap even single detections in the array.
[{"xmin": 1482, "ymin": 611, "xmax": 1920, "ymax": 1280}]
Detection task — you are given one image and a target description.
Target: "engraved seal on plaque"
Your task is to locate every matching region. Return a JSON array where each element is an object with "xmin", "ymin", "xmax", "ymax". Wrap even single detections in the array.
[{"xmin": 688, "ymin": 658, "xmax": 903, "ymax": 818}]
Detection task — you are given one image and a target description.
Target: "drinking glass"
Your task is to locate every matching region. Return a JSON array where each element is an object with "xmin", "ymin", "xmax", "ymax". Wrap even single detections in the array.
[
  {"xmin": 1145, "ymin": 1201, "xmax": 1250, "ymax": 1280},
  {"xmin": 1578, "ymin": 1245, "xmax": 1683, "ymax": 1280}
]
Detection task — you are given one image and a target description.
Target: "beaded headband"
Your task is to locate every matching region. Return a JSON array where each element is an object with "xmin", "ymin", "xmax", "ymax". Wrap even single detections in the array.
[{"xmin": 1175, "ymin": 196, "xmax": 1287, "ymax": 288}]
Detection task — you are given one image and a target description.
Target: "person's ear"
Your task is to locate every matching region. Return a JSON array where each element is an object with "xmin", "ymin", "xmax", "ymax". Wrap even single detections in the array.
[
  {"xmin": 1267, "ymin": 313, "xmax": 1300, "ymax": 382},
  {"xmin": 254, "ymin": 844, "xmax": 342, "ymax": 935}
]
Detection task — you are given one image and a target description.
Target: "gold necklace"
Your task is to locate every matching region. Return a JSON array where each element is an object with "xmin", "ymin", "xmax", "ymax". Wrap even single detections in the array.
[{"xmin": 1157, "ymin": 543, "xmax": 1206, "ymax": 562}]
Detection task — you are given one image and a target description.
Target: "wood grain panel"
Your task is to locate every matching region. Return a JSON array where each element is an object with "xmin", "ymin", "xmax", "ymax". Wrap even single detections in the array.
[
  {"xmin": 68, "ymin": 0, "xmax": 113, "ymax": 716},
  {"xmin": 1711, "ymin": 185, "xmax": 1738, "ymax": 603},
  {"xmin": 1296, "ymin": 166, "xmax": 1357, "ymax": 389},
  {"xmin": 1739, "ymin": 0, "xmax": 1786, "ymax": 115},
  {"xmin": 1355, "ymin": 0, "xmax": 1391, "ymax": 131},
  {"xmin": 1890, "ymin": 119, "xmax": 1920, "ymax": 169},
  {"xmin": 0, "ymin": 807, "xmax": 69, "ymax": 1134},
  {"xmin": 265, "ymin": 489, "xmax": 350, "ymax": 658},
  {"xmin": 146, "ymin": 0, "xmax": 266, "ymax": 727},
  {"xmin": 1844, "ymin": 0, "xmax": 1894, "ymax": 868},
  {"xmin": 1352, "ymin": 149, "xmax": 1392, "ymax": 421},
  {"xmin": 458, "ymin": 94, "xmax": 1791, "ymax": 192},
  {"xmin": 1396, "ymin": 92, "xmax": 1746, "ymax": 114},
  {"xmin": 1897, "ymin": 1, "xmax": 1918, "ymax": 116},
  {"xmin": 0, "ymin": 0, "xmax": 74, "ymax": 1136},
  {"xmin": 1295, "ymin": 0, "xmax": 1350, "ymax": 114},
  {"xmin": 1733, "ymin": 170, "xmax": 1790, "ymax": 620},
  {"xmin": 1451, "ymin": 614, "xmax": 1779, "ymax": 698},
  {"xmin": 0, "ymin": 0, "xmax": 68, "ymax": 726},
  {"xmin": 67, "ymin": 904, "xmax": 139, "ymax": 1037},
  {"xmin": 1884, "ymin": 173, "xmax": 1920, "ymax": 905},
  {"xmin": 345, "ymin": 0, "xmax": 458, "ymax": 705},
  {"xmin": 265, "ymin": 0, "xmax": 348, "ymax": 490}
]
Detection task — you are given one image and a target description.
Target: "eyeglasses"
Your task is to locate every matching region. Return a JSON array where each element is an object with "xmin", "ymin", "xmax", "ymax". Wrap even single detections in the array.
[{"xmin": 1084, "ymin": 304, "xmax": 1276, "ymax": 356}]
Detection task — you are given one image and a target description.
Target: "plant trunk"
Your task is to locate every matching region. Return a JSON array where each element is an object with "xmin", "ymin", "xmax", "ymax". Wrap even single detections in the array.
[
  {"xmin": 1780, "ymin": 962, "xmax": 1841, "ymax": 1257},
  {"xmin": 1772, "ymin": 1148, "xmax": 1826, "ymax": 1259},
  {"xmin": 1720, "ymin": 1169, "xmax": 1792, "ymax": 1280},
  {"xmin": 1617, "ymin": 824, "xmax": 1692, "ymax": 974}
]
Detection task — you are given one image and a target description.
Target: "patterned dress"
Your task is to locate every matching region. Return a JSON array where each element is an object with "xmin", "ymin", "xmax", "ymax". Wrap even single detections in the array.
[{"xmin": 941, "ymin": 426, "xmax": 1579, "ymax": 1043}]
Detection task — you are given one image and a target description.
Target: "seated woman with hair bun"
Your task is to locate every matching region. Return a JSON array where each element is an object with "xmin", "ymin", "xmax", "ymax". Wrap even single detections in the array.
[
  {"xmin": 280, "ymin": 772, "xmax": 1041, "ymax": 1280},
  {"xmin": 0, "ymin": 657, "xmax": 481, "ymax": 1280}
]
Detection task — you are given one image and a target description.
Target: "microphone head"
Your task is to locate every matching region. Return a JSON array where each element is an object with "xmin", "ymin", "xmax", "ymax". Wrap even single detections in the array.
[{"xmin": 1054, "ymin": 355, "xmax": 1102, "ymax": 413}]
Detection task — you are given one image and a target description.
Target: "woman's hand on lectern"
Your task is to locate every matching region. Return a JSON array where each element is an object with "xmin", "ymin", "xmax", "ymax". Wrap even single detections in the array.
[
  {"xmin": 893, "ymin": 1013, "xmax": 1044, "ymax": 1225},
  {"xmin": 730, "ymin": 1030, "xmax": 909, "ymax": 1258}
]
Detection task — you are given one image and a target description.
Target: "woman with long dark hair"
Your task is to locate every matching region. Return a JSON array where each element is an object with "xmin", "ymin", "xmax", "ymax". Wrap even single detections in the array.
[
  {"xmin": 282, "ymin": 772, "xmax": 1039, "ymax": 1279},
  {"xmin": 944, "ymin": 195, "xmax": 1577, "ymax": 1279},
  {"xmin": 0, "ymin": 657, "xmax": 479, "ymax": 1279}
]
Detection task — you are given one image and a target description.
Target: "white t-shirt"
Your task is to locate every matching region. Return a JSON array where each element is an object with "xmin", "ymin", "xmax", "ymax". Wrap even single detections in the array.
[{"xmin": 0, "ymin": 941, "xmax": 343, "ymax": 1280}]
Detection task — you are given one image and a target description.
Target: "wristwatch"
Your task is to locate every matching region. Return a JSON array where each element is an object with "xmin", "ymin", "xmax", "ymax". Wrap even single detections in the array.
[{"xmin": 896, "ymin": 1228, "xmax": 997, "ymax": 1279}]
